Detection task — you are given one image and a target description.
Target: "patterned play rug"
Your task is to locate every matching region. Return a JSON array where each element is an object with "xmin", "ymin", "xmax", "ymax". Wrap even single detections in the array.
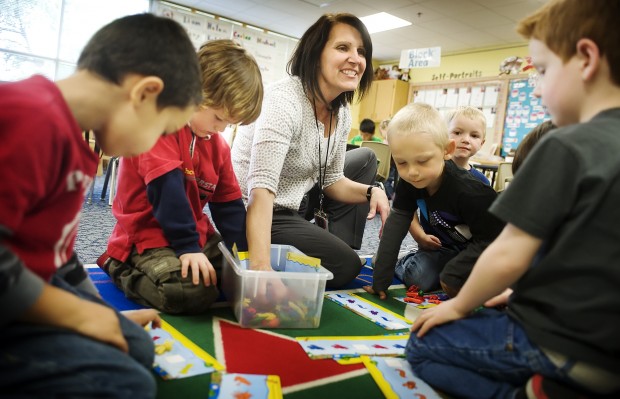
[{"xmin": 86, "ymin": 265, "xmax": 432, "ymax": 398}]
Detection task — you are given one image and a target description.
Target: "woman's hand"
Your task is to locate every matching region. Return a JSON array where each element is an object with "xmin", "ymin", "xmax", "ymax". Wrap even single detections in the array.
[{"xmin": 367, "ymin": 186, "xmax": 390, "ymax": 235}]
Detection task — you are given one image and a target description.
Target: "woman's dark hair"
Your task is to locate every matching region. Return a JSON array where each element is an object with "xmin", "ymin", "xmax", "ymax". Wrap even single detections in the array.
[{"xmin": 287, "ymin": 13, "xmax": 373, "ymax": 110}]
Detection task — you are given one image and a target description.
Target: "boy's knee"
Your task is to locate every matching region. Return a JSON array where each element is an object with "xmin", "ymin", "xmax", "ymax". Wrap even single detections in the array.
[
  {"xmin": 124, "ymin": 249, "xmax": 219, "ymax": 314},
  {"xmin": 119, "ymin": 362, "xmax": 157, "ymax": 398},
  {"xmin": 395, "ymin": 257, "xmax": 440, "ymax": 291},
  {"xmin": 440, "ymin": 279, "xmax": 461, "ymax": 298},
  {"xmin": 405, "ymin": 333, "xmax": 427, "ymax": 369},
  {"xmin": 159, "ymin": 278, "xmax": 219, "ymax": 314}
]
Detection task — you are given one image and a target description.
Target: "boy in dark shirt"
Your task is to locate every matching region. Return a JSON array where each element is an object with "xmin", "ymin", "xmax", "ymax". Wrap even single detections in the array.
[{"xmin": 409, "ymin": 1, "xmax": 620, "ymax": 397}]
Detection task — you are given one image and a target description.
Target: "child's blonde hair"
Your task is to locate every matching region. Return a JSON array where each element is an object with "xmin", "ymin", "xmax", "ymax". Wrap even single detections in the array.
[
  {"xmin": 379, "ymin": 119, "xmax": 390, "ymax": 131},
  {"xmin": 445, "ymin": 106, "xmax": 487, "ymax": 139},
  {"xmin": 198, "ymin": 40, "xmax": 263, "ymax": 125},
  {"xmin": 387, "ymin": 103, "xmax": 449, "ymax": 149},
  {"xmin": 517, "ymin": 0, "xmax": 620, "ymax": 85}
]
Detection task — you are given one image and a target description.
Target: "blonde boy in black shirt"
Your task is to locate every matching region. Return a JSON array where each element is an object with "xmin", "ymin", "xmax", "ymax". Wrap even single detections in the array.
[{"xmin": 365, "ymin": 103, "xmax": 503, "ymax": 299}]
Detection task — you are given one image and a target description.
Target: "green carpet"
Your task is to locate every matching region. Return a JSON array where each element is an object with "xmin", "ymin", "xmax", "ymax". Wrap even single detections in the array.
[{"xmin": 156, "ymin": 288, "xmax": 410, "ymax": 399}]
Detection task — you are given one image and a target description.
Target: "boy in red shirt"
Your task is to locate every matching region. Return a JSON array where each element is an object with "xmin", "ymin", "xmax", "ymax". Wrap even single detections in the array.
[
  {"xmin": 100, "ymin": 40, "xmax": 263, "ymax": 314},
  {"xmin": 0, "ymin": 14, "xmax": 202, "ymax": 397}
]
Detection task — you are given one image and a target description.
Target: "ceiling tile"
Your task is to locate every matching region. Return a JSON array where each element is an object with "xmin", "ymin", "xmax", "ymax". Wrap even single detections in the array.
[
  {"xmin": 458, "ymin": 9, "xmax": 514, "ymax": 28},
  {"xmin": 419, "ymin": 0, "xmax": 486, "ymax": 17},
  {"xmin": 417, "ymin": 17, "xmax": 474, "ymax": 35}
]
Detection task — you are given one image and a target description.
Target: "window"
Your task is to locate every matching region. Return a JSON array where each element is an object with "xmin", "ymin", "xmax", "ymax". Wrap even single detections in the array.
[{"xmin": 0, "ymin": 0, "xmax": 149, "ymax": 82}]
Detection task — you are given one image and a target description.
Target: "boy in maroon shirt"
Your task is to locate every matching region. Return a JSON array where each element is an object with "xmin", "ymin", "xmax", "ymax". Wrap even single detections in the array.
[{"xmin": 0, "ymin": 13, "xmax": 202, "ymax": 397}]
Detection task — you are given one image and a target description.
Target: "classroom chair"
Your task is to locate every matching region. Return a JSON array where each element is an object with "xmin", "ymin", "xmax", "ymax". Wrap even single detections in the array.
[
  {"xmin": 494, "ymin": 162, "xmax": 514, "ymax": 191},
  {"xmin": 360, "ymin": 141, "xmax": 391, "ymax": 182}
]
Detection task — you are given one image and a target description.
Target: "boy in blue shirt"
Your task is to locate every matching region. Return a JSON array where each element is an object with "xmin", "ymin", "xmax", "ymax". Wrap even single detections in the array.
[{"xmin": 409, "ymin": 1, "xmax": 620, "ymax": 397}]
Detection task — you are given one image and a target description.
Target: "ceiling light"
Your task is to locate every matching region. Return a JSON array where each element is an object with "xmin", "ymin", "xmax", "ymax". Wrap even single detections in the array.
[{"xmin": 360, "ymin": 12, "xmax": 411, "ymax": 34}]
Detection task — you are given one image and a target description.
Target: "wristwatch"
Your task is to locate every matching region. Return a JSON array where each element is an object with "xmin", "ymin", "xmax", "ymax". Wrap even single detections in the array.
[{"xmin": 366, "ymin": 185, "xmax": 375, "ymax": 202}]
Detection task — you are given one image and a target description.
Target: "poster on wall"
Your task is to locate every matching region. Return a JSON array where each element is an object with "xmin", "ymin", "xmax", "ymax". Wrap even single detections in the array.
[
  {"xmin": 153, "ymin": 2, "xmax": 233, "ymax": 49},
  {"xmin": 153, "ymin": 1, "xmax": 294, "ymax": 86},
  {"xmin": 457, "ymin": 87, "xmax": 471, "ymax": 107},
  {"xmin": 233, "ymin": 25, "xmax": 290, "ymax": 85},
  {"xmin": 502, "ymin": 78, "xmax": 551, "ymax": 156}
]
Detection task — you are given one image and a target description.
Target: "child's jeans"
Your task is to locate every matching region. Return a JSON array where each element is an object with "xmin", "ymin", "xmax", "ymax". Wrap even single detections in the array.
[
  {"xmin": 395, "ymin": 246, "xmax": 460, "ymax": 291},
  {"xmin": 0, "ymin": 276, "xmax": 156, "ymax": 398},
  {"xmin": 406, "ymin": 309, "xmax": 581, "ymax": 399}
]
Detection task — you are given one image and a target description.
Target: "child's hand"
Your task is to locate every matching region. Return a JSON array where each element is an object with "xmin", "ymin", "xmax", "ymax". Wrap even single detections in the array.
[
  {"xmin": 179, "ymin": 252, "xmax": 216, "ymax": 286},
  {"xmin": 21, "ymin": 284, "xmax": 129, "ymax": 353},
  {"xmin": 484, "ymin": 288, "xmax": 512, "ymax": 308},
  {"xmin": 72, "ymin": 300, "xmax": 130, "ymax": 353},
  {"xmin": 122, "ymin": 309, "xmax": 161, "ymax": 328},
  {"xmin": 416, "ymin": 234, "xmax": 442, "ymax": 250},
  {"xmin": 363, "ymin": 285, "xmax": 387, "ymax": 300},
  {"xmin": 410, "ymin": 299, "xmax": 468, "ymax": 338}
]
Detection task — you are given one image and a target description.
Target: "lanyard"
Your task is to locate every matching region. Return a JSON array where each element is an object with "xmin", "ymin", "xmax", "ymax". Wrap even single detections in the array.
[{"xmin": 314, "ymin": 105, "xmax": 333, "ymax": 212}]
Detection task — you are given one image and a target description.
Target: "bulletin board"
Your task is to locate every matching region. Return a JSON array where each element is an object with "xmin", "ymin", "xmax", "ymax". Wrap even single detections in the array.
[
  {"xmin": 409, "ymin": 73, "xmax": 537, "ymax": 157},
  {"xmin": 502, "ymin": 78, "xmax": 551, "ymax": 156},
  {"xmin": 409, "ymin": 76, "xmax": 510, "ymax": 155},
  {"xmin": 152, "ymin": 1, "xmax": 297, "ymax": 86}
]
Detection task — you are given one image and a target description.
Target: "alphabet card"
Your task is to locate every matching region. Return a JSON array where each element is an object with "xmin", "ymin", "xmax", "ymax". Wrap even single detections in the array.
[
  {"xmin": 325, "ymin": 292, "xmax": 412, "ymax": 330},
  {"xmin": 296, "ymin": 334, "xmax": 408, "ymax": 359},
  {"xmin": 148, "ymin": 320, "xmax": 224, "ymax": 380},
  {"xmin": 363, "ymin": 356, "xmax": 441, "ymax": 399},
  {"xmin": 208, "ymin": 373, "xmax": 282, "ymax": 399}
]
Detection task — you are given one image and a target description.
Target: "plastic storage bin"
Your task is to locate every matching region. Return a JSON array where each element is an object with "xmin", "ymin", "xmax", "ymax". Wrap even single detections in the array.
[{"xmin": 219, "ymin": 242, "xmax": 333, "ymax": 328}]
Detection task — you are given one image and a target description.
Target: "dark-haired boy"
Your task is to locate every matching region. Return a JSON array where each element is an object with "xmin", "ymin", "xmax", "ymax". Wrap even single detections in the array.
[
  {"xmin": 0, "ymin": 13, "xmax": 202, "ymax": 397},
  {"xmin": 349, "ymin": 118, "xmax": 383, "ymax": 146},
  {"xmin": 408, "ymin": 1, "xmax": 620, "ymax": 397}
]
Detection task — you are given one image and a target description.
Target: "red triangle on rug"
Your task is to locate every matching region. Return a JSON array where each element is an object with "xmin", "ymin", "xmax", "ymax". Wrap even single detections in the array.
[{"xmin": 216, "ymin": 319, "xmax": 365, "ymax": 388}]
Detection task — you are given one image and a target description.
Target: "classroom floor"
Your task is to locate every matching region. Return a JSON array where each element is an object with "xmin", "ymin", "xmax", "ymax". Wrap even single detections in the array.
[{"xmin": 75, "ymin": 172, "xmax": 417, "ymax": 264}]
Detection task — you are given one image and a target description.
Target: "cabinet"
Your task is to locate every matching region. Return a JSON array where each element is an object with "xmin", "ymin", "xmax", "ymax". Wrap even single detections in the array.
[{"xmin": 359, "ymin": 79, "xmax": 409, "ymax": 122}]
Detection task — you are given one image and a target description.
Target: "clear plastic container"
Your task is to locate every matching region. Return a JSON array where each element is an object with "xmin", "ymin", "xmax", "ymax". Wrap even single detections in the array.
[{"xmin": 219, "ymin": 242, "xmax": 333, "ymax": 328}]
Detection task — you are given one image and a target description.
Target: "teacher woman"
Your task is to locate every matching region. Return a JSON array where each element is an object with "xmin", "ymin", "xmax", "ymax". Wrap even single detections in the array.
[{"xmin": 232, "ymin": 13, "xmax": 390, "ymax": 287}]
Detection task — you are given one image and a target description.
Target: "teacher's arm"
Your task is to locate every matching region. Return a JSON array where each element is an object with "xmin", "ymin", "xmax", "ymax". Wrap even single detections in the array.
[
  {"xmin": 324, "ymin": 178, "xmax": 390, "ymax": 226},
  {"xmin": 246, "ymin": 187, "xmax": 276, "ymax": 271}
]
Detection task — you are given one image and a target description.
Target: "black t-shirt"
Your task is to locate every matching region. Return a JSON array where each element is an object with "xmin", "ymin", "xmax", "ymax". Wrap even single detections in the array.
[
  {"xmin": 491, "ymin": 108, "xmax": 620, "ymax": 372},
  {"xmin": 372, "ymin": 160, "xmax": 503, "ymax": 291}
]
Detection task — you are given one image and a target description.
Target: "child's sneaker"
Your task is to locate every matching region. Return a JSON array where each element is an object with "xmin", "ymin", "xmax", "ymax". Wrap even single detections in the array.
[{"xmin": 519, "ymin": 374, "xmax": 591, "ymax": 399}]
